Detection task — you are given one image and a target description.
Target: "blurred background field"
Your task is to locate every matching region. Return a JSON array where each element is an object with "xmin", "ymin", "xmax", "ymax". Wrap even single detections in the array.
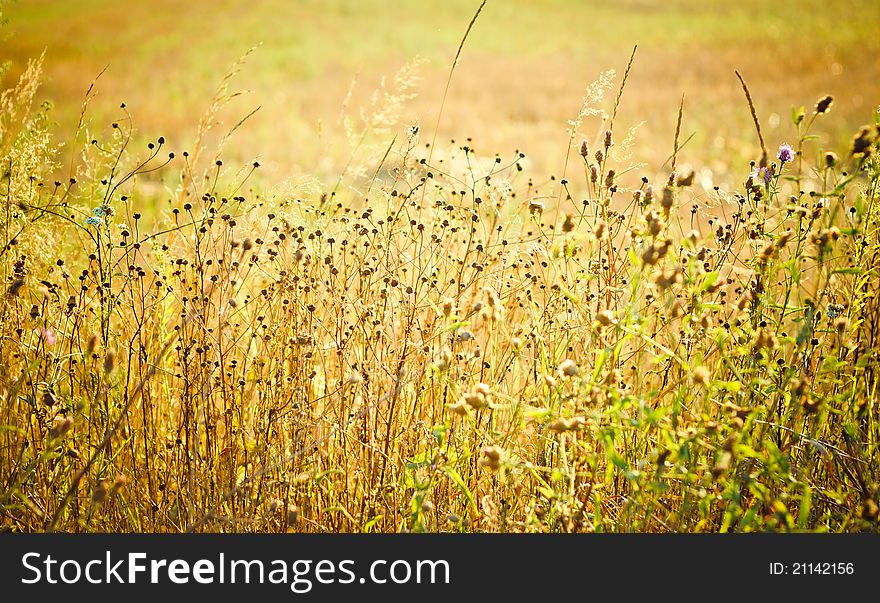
[{"xmin": 4, "ymin": 0, "xmax": 880, "ymax": 188}]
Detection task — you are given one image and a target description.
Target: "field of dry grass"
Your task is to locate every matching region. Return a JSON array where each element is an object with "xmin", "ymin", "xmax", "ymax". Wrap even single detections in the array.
[
  {"xmin": 5, "ymin": 0, "xmax": 880, "ymax": 183},
  {"xmin": 1, "ymin": 1, "xmax": 879, "ymax": 533}
]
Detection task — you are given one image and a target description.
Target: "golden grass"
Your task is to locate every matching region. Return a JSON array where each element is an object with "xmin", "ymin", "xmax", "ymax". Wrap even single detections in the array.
[{"xmin": 1, "ymin": 1, "xmax": 879, "ymax": 533}]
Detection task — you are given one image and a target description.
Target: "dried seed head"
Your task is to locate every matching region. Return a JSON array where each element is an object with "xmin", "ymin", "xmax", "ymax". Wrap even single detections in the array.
[
  {"xmin": 91, "ymin": 479, "xmax": 110, "ymax": 505},
  {"xmin": 645, "ymin": 210, "xmax": 664, "ymax": 237},
  {"xmin": 103, "ymin": 350, "xmax": 116, "ymax": 375},
  {"xmin": 595, "ymin": 310, "xmax": 615, "ymax": 327},
  {"xmin": 775, "ymin": 230, "xmax": 793, "ymax": 249},
  {"xmin": 790, "ymin": 378, "xmax": 807, "ymax": 400},
  {"xmin": 826, "ymin": 303, "xmax": 845, "ymax": 318},
  {"xmin": 110, "ymin": 474, "xmax": 128, "ymax": 494},
  {"xmin": 676, "ymin": 170, "xmax": 695, "ymax": 187},
  {"xmin": 758, "ymin": 242, "xmax": 777, "ymax": 263},
  {"xmin": 633, "ymin": 190, "xmax": 644, "ymax": 206},
  {"xmin": 548, "ymin": 417, "xmax": 574, "ymax": 432},
  {"xmin": 558, "ymin": 358, "xmax": 580, "ymax": 377},
  {"xmin": 463, "ymin": 390, "xmax": 488, "ymax": 410},
  {"xmin": 802, "ymin": 395, "xmax": 821, "ymax": 414},
  {"xmin": 579, "ymin": 139, "xmax": 589, "ymax": 158},
  {"xmin": 435, "ymin": 348, "xmax": 453, "ymax": 372},
  {"xmin": 653, "ymin": 267, "xmax": 683, "ymax": 290},
  {"xmin": 851, "ymin": 125, "xmax": 875, "ymax": 157},
  {"xmin": 480, "ymin": 445, "xmax": 502, "ymax": 470},
  {"xmin": 699, "ymin": 313, "xmax": 713, "ymax": 330},
  {"xmin": 810, "ymin": 227, "xmax": 841, "ymax": 251},
  {"xmin": 49, "ymin": 416, "xmax": 74, "ymax": 439},
  {"xmin": 87, "ymin": 333, "xmax": 100, "ymax": 355},
  {"xmin": 604, "ymin": 169, "xmax": 616, "ymax": 189},
  {"xmin": 660, "ymin": 186, "xmax": 674, "ymax": 217},
  {"xmin": 720, "ymin": 430, "xmax": 739, "ymax": 453},
  {"xmin": 755, "ymin": 329, "xmax": 779, "ymax": 350},
  {"xmin": 824, "ymin": 151, "xmax": 838, "ymax": 168},
  {"xmin": 7, "ymin": 278, "xmax": 25, "ymax": 297},
  {"xmin": 482, "ymin": 288, "xmax": 503, "ymax": 321},
  {"xmin": 562, "ymin": 214, "xmax": 575, "ymax": 233},
  {"xmin": 711, "ymin": 451, "xmax": 732, "ymax": 479},
  {"xmin": 286, "ymin": 504, "xmax": 299, "ymax": 525},
  {"xmin": 604, "ymin": 368, "xmax": 622, "ymax": 387},
  {"xmin": 670, "ymin": 300, "xmax": 685, "ymax": 318},
  {"xmin": 814, "ymin": 95, "xmax": 833, "ymax": 115},
  {"xmin": 642, "ymin": 238, "xmax": 672, "ymax": 265},
  {"xmin": 693, "ymin": 366, "xmax": 711, "ymax": 386},
  {"xmin": 448, "ymin": 400, "xmax": 469, "ymax": 416},
  {"xmin": 528, "ymin": 200, "xmax": 544, "ymax": 215}
]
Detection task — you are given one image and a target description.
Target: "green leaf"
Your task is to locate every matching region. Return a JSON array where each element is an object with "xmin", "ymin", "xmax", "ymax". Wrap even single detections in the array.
[
  {"xmin": 797, "ymin": 486, "xmax": 812, "ymax": 529},
  {"xmin": 717, "ymin": 381, "xmax": 742, "ymax": 393},
  {"xmin": 591, "ymin": 348, "xmax": 608, "ymax": 382},
  {"xmin": 363, "ymin": 515, "xmax": 384, "ymax": 533},
  {"xmin": 699, "ymin": 271, "xmax": 719, "ymax": 293},
  {"xmin": 405, "ymin": 450, "xmax": 433, "ymax": 469},
  {"xmin": 443, "ymin": 466, "xmax": 477, "ymax": 513}
]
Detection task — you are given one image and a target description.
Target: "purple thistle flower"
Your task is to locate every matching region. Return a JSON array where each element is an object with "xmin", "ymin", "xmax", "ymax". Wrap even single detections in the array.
[
  {"xmin": 777, "ymin": 143, "xmax": 795, "ymax": 164},
  {"xmin": 749, "ymin": 167, "xmax": 772, "ymax": 184}
]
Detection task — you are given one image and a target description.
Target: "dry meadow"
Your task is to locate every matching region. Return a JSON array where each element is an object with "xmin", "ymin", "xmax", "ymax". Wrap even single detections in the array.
[{"xmin": 1, "ymin": 0, "xmax": 879, "ymax": 532}]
